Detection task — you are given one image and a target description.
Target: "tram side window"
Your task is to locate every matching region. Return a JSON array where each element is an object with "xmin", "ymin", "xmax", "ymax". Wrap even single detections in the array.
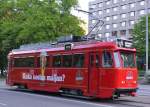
[
  {"xmin": 14, "ymin": 57, "xmax": 35, "ymax": 67},
  {"xmin": 52, "ymin": 55, "xmax": 61, "ymax": 67},
  {"xmin": 63, "ymin": 55, "xmax": 72, "ymax": 67},
  {"xmin": 102, "ymin": 51, "xmax": 113, "ymax": 68},
  {"xmin": 73, "ymin": 54, "xmax": 84, "ymax": 68}
]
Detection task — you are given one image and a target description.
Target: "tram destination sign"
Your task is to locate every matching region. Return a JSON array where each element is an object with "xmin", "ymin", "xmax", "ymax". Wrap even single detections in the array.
[{"xmin": 117, "ymin": 39, "xmax": 132, "ymax": 48}]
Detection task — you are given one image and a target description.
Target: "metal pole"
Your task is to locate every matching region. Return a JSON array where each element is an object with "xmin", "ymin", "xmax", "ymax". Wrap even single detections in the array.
[{"xmin": 145, "ymin": 0, "xmax": 149, "ymax": 75}]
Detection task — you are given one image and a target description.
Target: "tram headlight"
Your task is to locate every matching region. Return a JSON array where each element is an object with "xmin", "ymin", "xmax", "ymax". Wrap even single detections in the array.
[
  {"xmin": 121, "ymin": 81, "xmax": 125, "ymax": 84},
  {"xmin": 133, "ymin": 81, "xmax": 137, "ymax": 84}
]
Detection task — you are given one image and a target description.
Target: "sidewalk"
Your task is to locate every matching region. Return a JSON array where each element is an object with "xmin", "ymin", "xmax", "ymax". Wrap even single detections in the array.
[
  {"xmin": 0, "ymin": 78, "xmax": 7, "ymax": 89},
  {"xmin": 138, "ymin": 76, "xmax": 150, "ymax": 85}
]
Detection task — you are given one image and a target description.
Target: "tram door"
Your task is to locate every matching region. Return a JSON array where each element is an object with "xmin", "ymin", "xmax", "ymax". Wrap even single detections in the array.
[{"xmin": 88, "ymin": 52, "xmax": 100, "ymax": 96}]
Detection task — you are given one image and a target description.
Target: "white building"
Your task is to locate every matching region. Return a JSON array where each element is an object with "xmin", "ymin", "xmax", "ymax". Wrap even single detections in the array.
[{"xmin": 88, "ymin": 0, "xmax": 150, "ymax": 39}]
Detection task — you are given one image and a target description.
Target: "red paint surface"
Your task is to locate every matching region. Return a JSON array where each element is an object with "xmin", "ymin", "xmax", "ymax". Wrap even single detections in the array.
[{"xmin": 6, "ymin": 41, "xmax": 138, "ymax": 99}]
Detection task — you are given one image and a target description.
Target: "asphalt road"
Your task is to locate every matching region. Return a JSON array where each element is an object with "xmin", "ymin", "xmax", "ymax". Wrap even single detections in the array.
[{"xmin": 0, "ymin": 79, "xmax": 150, "ymax": 107}]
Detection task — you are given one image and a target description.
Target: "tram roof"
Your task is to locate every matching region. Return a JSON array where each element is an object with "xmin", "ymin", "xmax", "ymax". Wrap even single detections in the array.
[{"xmin": 10, "ymin": 40, "xmax": 136, "ymax": 55}]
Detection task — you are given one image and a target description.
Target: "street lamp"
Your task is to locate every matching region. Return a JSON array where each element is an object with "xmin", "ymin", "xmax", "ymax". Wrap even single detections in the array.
[{"xmin": 145, "ymin": 0, "xmax": 149, "ymax": 78}]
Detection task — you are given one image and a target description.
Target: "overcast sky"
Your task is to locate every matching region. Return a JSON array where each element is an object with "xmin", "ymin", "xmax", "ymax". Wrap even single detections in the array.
[
  {"xmin": 72, "ymin": 0, "xmax": 94, "ymax": 23},
  {"xmin": 79, "ymin": 0, "xmax": 91, "ymax": 11}
]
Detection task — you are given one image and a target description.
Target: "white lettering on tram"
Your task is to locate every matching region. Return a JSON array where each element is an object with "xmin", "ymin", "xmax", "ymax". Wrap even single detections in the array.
[
  {"xmin": 22, "ymin": 73, "xmax": 65, "ymax": 82},
  {"xmin": 22, "ymin": 73, "xmax": 32, "ymax": 80},
  {"xmin": 33, "ymin": 75, "xmax": 46, "ymax": 81},
  {"xmin": 47, "ymin": 74, "xmax": 65, "ymax": 83}
]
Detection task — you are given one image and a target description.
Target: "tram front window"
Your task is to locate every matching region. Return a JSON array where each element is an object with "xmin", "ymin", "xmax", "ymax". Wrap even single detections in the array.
[
  {"xmin": 114, "ymin": 52, "xmax": 121, "ymax": 68},
  {"xmin": 120, "ymin": 52, "xmax": 136, "ymax": 68}
]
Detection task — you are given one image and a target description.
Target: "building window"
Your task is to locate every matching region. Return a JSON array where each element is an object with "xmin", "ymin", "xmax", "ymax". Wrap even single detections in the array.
[
  {"xmin": 121, "ymin": 5, "xmax": 127, "ymax": 10},
  {"xmin": 106, "ymin": 24, "xmax": 110, "ymax": 29},
  {"xmin": 113, "ymin": 15, "xmax": 118, "ymax": 20},
  {"xmin": 99, "ymin": 10, "xmax": 102, "ymax": 15},
  {"xmin": 106, "ymin": 0, "xmax": 111, "ymax": 5},
  {"xmin": 96, "ymin": 33, "xmax": 102, "ymax": 39},
  {"xmin": 113, "ymin": 0, "xmax": 118, "ymax": 4},
  {"xmin": 112, "ymin": 31, "xmax": 117, "ymax": 36},
  {"xmin": 140, "ymin": 0, "xmax": 145, "ymax": 6},
  {"xmin": 113, "ymin": 23, "xmax": 118, "ymax": 28},
  {"xmin": 113, "ymin": 7, "xmax": 118, "ymax": 12},
  {"xmin": 105, "ymin": 33, "xmax": 110, "ymax": 37},
  {"xmin": 130, "ymin": 3, "xmax": 135, "ymax": 8},
  {"xmin": 98, "ymin": 2, "xmax": 103, "ymax": 7},
  {"xmin": 106, "ymin": 16, "xmax": 110, "ymax": 21},
  {"xmin": 121, "ymin": 13, "xmax": 126, "ymax": 18},
  {"xmin": 98, "ymin": 33, "xmax": 102, "ymax": 37},
  {"xmin": 120, "ymin": 30, "xmax": 126, "ymax": 35},
  {"xmin": 92, "ymin": 20, "xmax": 96, "ymax": 24},
  {"xmin": 106, "ymin": 8, "xmax": 110, "ymax": 13},
  {"xmin": 130, "ymin": 11, "xmax": 135, "ymax": 16},
  {"xmin": 129, "ymin": 20, "xmax": 135, "ymax": 25},
  {"xmin": 92, "ymin": 12, "xmax": 97, "ymax": 16},
  {"xmin": 139, "ymin": 10, "xmax": 145, "ymax": 15},
  {"xmin": 90, "ymin": 4, "xmax": 96, "ymax": 10},
  {"xmin": 121, "ymin": 21, "xmax": 126, "ymax": 27}
]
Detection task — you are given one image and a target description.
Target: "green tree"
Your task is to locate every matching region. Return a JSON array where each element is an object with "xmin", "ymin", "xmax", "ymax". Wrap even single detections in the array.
[
  {"xmin": 132, "ymin": 15, "xmax": 150, "ymax": 56},
  {"xmin": 0, "ymin": 0, "xmax": 85, "ymax": 76}
]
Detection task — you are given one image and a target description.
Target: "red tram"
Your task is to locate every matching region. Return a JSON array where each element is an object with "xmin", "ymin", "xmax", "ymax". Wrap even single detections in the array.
[{"xmin": 6, "ymin": 37, "xmax": 138, "ymax": 99}]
